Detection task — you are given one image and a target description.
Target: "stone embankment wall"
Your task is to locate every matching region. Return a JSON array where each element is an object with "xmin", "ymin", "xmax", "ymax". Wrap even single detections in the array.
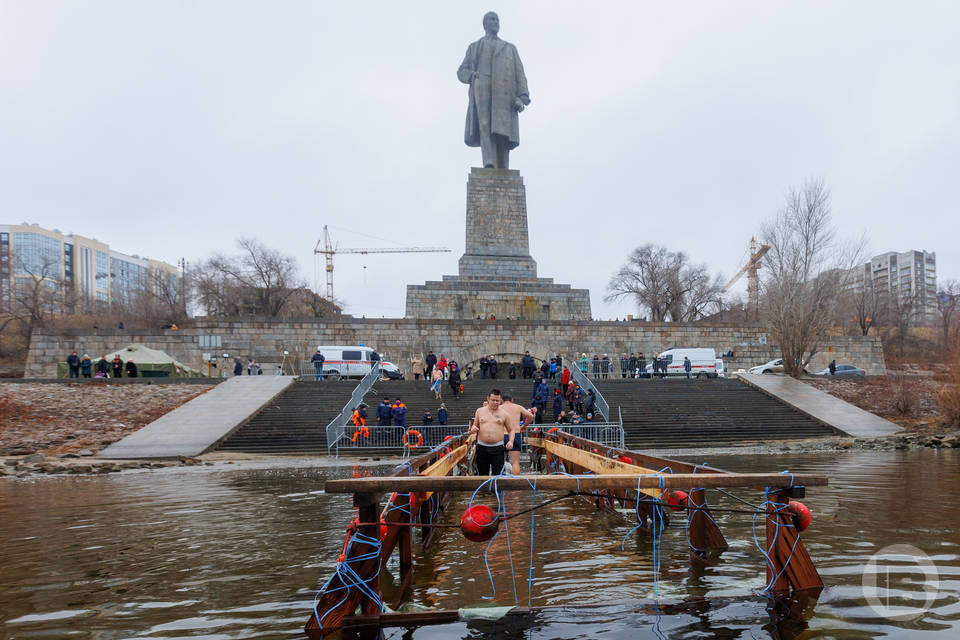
[{"xmin": 26, "ymin": 318, "xmax": 885, "ymax": 377}]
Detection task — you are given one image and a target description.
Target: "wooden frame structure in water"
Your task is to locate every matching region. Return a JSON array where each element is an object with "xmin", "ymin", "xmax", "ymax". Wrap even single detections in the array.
[{"xmin": 305, "ymin": 430, "xmax": 827, "ymax": 637}]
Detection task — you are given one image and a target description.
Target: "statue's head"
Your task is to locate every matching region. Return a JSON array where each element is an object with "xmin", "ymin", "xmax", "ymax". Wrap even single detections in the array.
[{"xmin": 483, "ymin": 11, "xmax": 499, "ymax": 35}]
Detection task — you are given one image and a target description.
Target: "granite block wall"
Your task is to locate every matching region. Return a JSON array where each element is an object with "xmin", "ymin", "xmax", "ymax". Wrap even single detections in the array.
[{"xmin": 26, "ymin": 318, "xmax": 886, "ymax": 377}]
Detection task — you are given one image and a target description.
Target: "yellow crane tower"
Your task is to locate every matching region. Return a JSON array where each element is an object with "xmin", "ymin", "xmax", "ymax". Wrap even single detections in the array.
[
  {"xmin": 313, "ymin": 225, "xmax": 451, "ymax": 302},
  {"xmin": 722, "ymin": 237, "xmax": 771, "ymax": 319}
]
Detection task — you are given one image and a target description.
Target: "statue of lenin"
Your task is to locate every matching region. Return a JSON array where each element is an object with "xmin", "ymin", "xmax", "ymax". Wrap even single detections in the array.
[{"xmin": 458, "ymin": 12, "xmax": 530, "ymax": 169}]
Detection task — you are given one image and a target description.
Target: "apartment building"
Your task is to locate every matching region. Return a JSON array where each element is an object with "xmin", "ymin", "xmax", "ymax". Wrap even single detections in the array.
[
  {"xmin": 845, "ymin": 249, "xmax": 938, "ymax": 326},
  {"xmin": 0, "ymin": 223, "xmax": 180, "ymax": 313}
]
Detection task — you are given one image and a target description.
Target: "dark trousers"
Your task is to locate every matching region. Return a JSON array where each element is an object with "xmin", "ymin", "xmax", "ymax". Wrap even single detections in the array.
[
  {"xmin": 476, "ymin": 442, "xmax": 505, "ymax": 476},
  {"xmin": 69, "ymin": 366, "xmax": 79, "ymax": 378}
]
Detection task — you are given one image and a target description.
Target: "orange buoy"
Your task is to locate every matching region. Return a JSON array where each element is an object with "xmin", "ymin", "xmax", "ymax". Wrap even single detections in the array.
[
  {"xmin": 380, "ymin": 518, "xmax": 388, "ymax": 539},
  {"xmin": 460, "ymin": 504, "xmax": 499, "ymax": 542},
  {"xmin": 618, "ymin": 455, "xmax": 633, "ymax": 464},
  {"xmin": 666, "ymin": 490, "xmax": 688, "ymax": 511},
  {"xmin": 788, "ymin": 500, "xmax": 812, "ymax": 532}
]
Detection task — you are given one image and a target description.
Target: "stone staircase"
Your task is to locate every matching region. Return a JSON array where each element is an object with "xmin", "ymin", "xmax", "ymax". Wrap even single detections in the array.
[
  {"xmin": 214, "ymin": 380, "xmax": 358, "ymax": 455},
  {"xmin": 594, "ymin": 377, "xmax": 839, "ymax": 449}
]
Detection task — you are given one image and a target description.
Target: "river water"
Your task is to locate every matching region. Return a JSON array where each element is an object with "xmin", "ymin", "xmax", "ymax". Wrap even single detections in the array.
[{"xmin": 2, "ymin": 449, "xmax": 958, "ymax": 639}]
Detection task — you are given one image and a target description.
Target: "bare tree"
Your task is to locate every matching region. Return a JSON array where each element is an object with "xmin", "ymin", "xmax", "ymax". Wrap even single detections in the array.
[
  {"xmin": 191, "ymin": 238, "xmax": 335, "ymax": 318},
  {"xmin": 851, "ymin": 281, "xmax": 881, "ymax": 336},
  {"xmin": 878, "ymin": 286, "xmax": 921, "ymax": 356},
  {"xmin": 9, "ymin": 254, "xmax": 70, "ymax": 331},
  {"xmin": 938, "ymin": 280, "xmax": 960, "ymax": 351},
  {"xmin": 759, "ymin": 179, "xmax": 860, "ymax": 377},
  {"xmin": 606, "ymin": 244, "xmax": 723, "ymax": 321}
]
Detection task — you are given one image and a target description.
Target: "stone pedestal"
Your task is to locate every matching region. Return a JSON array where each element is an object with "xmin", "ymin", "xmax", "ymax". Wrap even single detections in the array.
[{"xmin": 405, "ymin": 168, "xmax": 591, "ymax": 321}]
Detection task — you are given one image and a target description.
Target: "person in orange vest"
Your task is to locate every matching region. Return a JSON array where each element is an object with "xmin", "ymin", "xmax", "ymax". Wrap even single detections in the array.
[{"xmin": 351, "ymin": 403, "xmax": 369, "ymax": 442}]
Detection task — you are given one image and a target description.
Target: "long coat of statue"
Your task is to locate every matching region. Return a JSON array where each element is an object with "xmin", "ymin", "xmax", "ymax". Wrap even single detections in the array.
[{"xmin": 458, "ymin": 38, "xmax": 529, "ymax": 151}]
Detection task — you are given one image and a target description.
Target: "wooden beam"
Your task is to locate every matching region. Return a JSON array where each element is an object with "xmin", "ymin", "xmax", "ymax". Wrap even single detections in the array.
[
  {"xmin": 532, "ymin": 431, "xmax": 732, "ymax": 475},
  {"xmin": 325, "ymin": 473, "xmax": 827, "ymax": 493},
  {"xmin": 687, "ymin": 488, "xmax": 728, "ymax": 552},
  {"xmin": 537, "ymin": 438, "xmax": 663, "ymax": 498}
]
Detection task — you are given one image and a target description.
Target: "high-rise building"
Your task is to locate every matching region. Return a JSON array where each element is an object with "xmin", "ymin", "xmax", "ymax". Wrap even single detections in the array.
[
  {"xmin": 844, "ymin": 249, "xmax": 937, "ymax": 326},
  {"xmin": 0, "ymin": 223, "xmax": 180, "ymax": 313}
]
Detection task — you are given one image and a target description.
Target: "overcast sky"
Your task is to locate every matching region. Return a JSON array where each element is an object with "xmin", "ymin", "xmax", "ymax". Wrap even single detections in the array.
[{"xmin": 2, "ymin": 1, "xmax": 957, "ymax": 319}]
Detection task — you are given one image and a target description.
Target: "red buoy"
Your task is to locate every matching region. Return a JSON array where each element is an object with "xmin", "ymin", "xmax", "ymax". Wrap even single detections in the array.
[
  {"xmin": 618, "ymin": 455, "xmax": 633, "ymax": 464},
  {"xmin": 666, "ymin": 490, "xmax": 688, "ymax": 511},
  {"xmin": 380, "ymin": 518, "xmax": 388, "ymax": 540},
  {"xmin": 460, "ymin": 504, "xmax": 499, "ymax": 542},
  {"xmin": 788, "ymin": 500, "xmax": 812, "ymax": 532}
]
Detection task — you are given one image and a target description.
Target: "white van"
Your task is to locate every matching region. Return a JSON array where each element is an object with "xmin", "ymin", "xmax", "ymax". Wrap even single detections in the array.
[
  {"xmin": 644, "ymin": 348, "xmax": 724, "ymax": 378},
  {"xmin": 312, "ymin": 345, "xmax": 402, "ymax": 380}
]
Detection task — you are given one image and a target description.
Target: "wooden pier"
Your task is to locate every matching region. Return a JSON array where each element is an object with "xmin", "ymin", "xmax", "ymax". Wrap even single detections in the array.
[{"xmin": 305, "ymin": 429, "xmax": 826, "ymax": 637}]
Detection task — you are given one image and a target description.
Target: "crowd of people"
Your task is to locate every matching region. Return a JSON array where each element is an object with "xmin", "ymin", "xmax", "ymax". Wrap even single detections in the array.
[{"xmin": 65, "ymin": 351, "xmax": 138, "ymax": 378}]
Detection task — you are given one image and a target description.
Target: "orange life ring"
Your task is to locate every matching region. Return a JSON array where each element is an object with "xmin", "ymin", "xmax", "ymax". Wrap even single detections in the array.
[{"xmin": 402, "ymin": 429, "xmax": 423, "ymax": 448}]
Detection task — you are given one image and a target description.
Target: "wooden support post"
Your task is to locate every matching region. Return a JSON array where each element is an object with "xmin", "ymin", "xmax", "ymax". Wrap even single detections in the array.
[
  {"xmin": 764, "ymin": 490, "xmax": 823, "ymax": 594},
  {"xmin": 305, "ymin": 492, "xmax": 383, "ymax": 635},
  {"xmin": 397, "ymin": 493, "xmax": 413, "ymax": 571},
  {"xmin": 686, "ymin": 488, "xmax": 728, "ymax": 554}
]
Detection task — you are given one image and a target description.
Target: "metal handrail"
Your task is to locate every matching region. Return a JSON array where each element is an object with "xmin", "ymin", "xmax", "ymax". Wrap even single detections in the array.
[
  {"xmin": 326, "ymin": 362, "xmax": 381, "ymax": 455},
  {"xmin": 566, "ymin": 357, "xmax": 610, "ymax": 421}
]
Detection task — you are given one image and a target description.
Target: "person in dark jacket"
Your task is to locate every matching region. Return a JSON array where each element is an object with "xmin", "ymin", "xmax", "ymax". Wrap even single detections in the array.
[
  {"xmin": 234, "ymin": 358, "xmax": 243, "ymax": 376},
  {"xmin": 67, "ymin": 351, "xmax": 81, "ymax": 378},
  {"xmin": 684, "ymin": 356, "xmax": 692, "ymax": 379},
  {"xmin": 111, "ymin": 355, "xmax": 124, "ymax": 378},
  {"xmin": 437, "ymin": 403, "xmax": 448, "ymax": 425},
  {"xmin": 601, "ymin": 354, "xmax": 612, "ymax": 379},
  {"xmin": 96, "ymin": 356, "xmax": 110, "ymax": 377},
  {"xmin": 377, "ymin": 398, "xmax": 393, "ymax": 426},
  {"xmin": 448, "ymin": 364, "xmax": 462, "ymax": 399},
  {"xmin": 125, "ymin": 359, "xmax": 138, "ymax": 378},
  {"xmin": 521, "ymin": 351, "xmax": 534, "ymax": 378},
  {"xmin": 573, "ymin": 384, "xmax": 586, "ymax": 415},
  {"xmin": 637, "ymin": 352, "xmax": 647, "ymax": 378},
  {"xmin": 829, "ymin": 359, "xmax": 837, "ymax": 375},
  {"xmin": 620, "ymin": 353, "xmax": 630, "ymax": 378},
  {"xmin": 552, "ymin": 388, "xmax": 563, "ymax": 422},
  {"xmin": 627, "ymin": 353, "xmax": 638, "ymax": 378},
  {"xmin": 479, "ymin": 355, "xmax": 489, "ymax": 379},
  {"xmin": 508, "ymin": 362, "xmax": 517, "ymax": 378},
  {"xmin": 424, "ymin": 350, "xmax": 437, "ymax": 378},
  {"xmin": 80, "ymin": 354, "xmax": 92, "ymax": 378},
  {"xmin": 487, "ymin": 355, "xmax": 498, "ymax": 379},
  {"xmin": 531, "ymin": 380, "xmax": 549, "ymax": 424},
  {"xmin": 391, "ymin": 398, "xmax": 408, "ymax": 441},
  {"xmin": 310, "ymin": 350, "xmax": 325, "ymax": 381},
  {"xmin": 584, "ymin": 389, "xmax": 596, "ymax": 416},
  {"xmin": 592, "ymin": 354, "xmax": 601, "ymax": 378},
  {"xmin": 422, "ymin": 410, "xmax": 433, "ymax": 425}
]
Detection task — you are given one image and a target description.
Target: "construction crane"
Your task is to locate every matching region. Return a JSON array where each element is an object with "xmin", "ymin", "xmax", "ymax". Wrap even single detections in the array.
[
  {"xmin": 722, "ymin": 236, "xmax": 771, "ymax": 319},
  {"xmin": 313, "ymin": 225, "xmax": 451, "ymax": 302}
]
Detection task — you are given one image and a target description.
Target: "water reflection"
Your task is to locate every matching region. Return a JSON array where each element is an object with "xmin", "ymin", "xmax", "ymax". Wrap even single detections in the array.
[{"xmin": 0, "ymin": 450, "xmax": 957, "ymax": 639}]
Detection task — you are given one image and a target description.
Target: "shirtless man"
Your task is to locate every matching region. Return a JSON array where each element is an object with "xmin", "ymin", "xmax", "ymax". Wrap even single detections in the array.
[
  {"xmin": 500, "ymin": 392, "xmax": 535, "ymax": 473},
  {"xmin": 470, "ymin": 389, "xmax": 512, "ymax": 475}
]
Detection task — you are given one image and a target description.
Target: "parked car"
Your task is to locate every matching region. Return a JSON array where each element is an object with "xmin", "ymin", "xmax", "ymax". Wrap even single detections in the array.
[
  {"xmin": 749, "ymin": 358, "xmax": 784, "ymax": 375},
  {"xmin": 379, "ymin": 361, "xmax": 404, "ymax": 380},
  {"xmin": 312, "ymin": 345, "xmax": 382, "ymax": 380},
  {"xmin": 813, "ymin": 364, "xmax": 866, "ymax": 378}
]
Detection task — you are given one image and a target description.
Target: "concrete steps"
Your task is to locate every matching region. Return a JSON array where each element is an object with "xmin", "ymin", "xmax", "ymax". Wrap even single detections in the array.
[{"xmin": 594, "ymin": 378, "xmax": 838, "ymax": 449}]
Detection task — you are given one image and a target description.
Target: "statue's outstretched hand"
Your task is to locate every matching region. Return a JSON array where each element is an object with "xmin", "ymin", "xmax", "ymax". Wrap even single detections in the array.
[{"xmin": 513, "ymin": 98, "xmax": 525, "ymax": 112}]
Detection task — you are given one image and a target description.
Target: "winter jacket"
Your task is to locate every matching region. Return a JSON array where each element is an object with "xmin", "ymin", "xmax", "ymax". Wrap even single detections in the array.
[
  {"xmin": 391, "ymin": 402, "xmax": 408, "ymax": 427},
  {"xmin": 578, "ymin": 357, "xmax": 589, "ymax": 373},
  {"xmin": 521, "ymin": 355, "xmax": 534, "ymax": 370},
  {"xmin": 584, "ymin": 392, "xmax": 596, "ymax": 414},
  {"xmin": 377, "ymin": 402, "xmax": 393, "ymax": 425},
  {"xmin": 422, "ymin": 412, "xmax": 433, "ymax": 425},
  {"xmin": 80, "ymin": 358, "xmax": 92, "ymax": 375},
  {"xmin": 560, "ymin": 368, "xmax": 571, "ymax": 386},
  {"xmin": 437, "ymin": 407, "xmax": 448, "ymax": 425},
  {"xmin": 125, "ymin": 361, "xmax": 138, "ymax": 377},
  {"xmin": 96, "ymin": 358, "xmax": 110, "ymax": 375},
  {"xmin": 552, "ymin": 393, "xmax": 563, "ymax": 417},
  {"xmin": 67, "ymin": 354, "xmax": 81, "ymax": 368}
]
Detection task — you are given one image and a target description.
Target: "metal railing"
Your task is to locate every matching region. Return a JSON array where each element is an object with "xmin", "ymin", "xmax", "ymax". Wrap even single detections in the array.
[
  {"xmin": 335, "ymin": 424, "xmax": 470, "ymax": 454},
  {"xmin": 535, "ymin": 422, "xmax": 625, "ymax": 449},
  {"xmin": 566, "ymin": 358, "xmax": 610, "ymax": 421},
  {"xmin": 326, "ymin": 362, "xmax": 380, "ymax": 454}
]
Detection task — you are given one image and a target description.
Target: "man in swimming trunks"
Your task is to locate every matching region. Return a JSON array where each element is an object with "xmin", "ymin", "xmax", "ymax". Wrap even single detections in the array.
[
  {"xmin": 469, "ymin": 389, "xmax": 512, "ymax": 475},
  {"xmin": 500, "ymin": 392, "xmax": 535, "ymax": 473}
]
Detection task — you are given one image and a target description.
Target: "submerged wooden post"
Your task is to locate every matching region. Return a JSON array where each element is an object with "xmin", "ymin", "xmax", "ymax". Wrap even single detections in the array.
[
  {"xmin": 686, "ymin": 488, "xmax": 728, "ymax": 553},
  {"xmin": 764, "ymin": 489, "xmax": 822, "ymax": 594}
]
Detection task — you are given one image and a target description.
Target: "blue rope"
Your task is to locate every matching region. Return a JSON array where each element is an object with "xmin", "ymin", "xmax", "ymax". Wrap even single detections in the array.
[
  {"xmin": 751, "ymin": 471, "xmax": 802, "ymax": 595},
  {"xmin": 313, "ymin": 530, "xmax": 384, "ymax": 630}
]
